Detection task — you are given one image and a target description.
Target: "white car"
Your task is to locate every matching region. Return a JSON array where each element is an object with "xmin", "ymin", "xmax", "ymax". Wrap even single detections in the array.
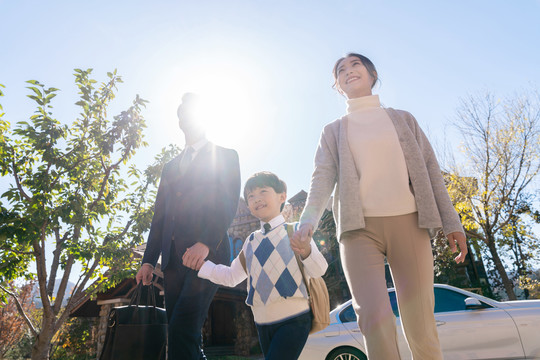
[{"xmin": 299, "ymin": 284, "xmax": 540, "ymax": 360}]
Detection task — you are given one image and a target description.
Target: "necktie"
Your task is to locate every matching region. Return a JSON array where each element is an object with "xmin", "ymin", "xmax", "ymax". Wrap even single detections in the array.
[
  {"xmin": 263, "ymin": 223, "xmax": 271, "ymax": 234},
  {"xmin": 179, "ymin": 146, "xmax": 194, "ymax": 175}
]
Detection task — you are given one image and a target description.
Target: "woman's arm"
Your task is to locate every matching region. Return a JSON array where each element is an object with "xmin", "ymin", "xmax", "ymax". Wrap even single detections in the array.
[
  {"xmin": 299, "ymin": 124, "xmax": 339, "ymax": 231},
  {"xmin": 410, "ymin": 114, "xmax": 464, "ymax": 236},
  {"xmin": 408, "ymin": 114, "xmax": 468, "ymax": 262}
]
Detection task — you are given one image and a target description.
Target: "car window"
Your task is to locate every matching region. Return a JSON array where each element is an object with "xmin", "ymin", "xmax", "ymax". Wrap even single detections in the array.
[
  {"xmin": 434, "ymin": 287, "xmax": 470, "ymax": 313},
  {"xmin": 339, "ymin": 287, "xmax": 485, "ymax": 323},
  {"xmin": 340, "ymin": 292, "xmax": 400, "ymax": 323},
  {"xmin": 339, "ymin": 304, "xmax": 357, "ymax": 323},
  {"xmin": 388, "ymin": 291, "xmax": 399, "ymax": 317}
]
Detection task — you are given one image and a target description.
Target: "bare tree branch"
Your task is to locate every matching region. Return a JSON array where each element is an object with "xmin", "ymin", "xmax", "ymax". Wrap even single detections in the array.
[{"xmin": 0, "ymin": 284, "xmax": 38, "ymax": 336}]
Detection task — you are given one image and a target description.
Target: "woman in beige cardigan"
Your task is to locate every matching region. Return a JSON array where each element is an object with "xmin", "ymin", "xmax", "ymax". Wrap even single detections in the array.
[{"xmin": 293, "ymin": 53, "xmax": 468, "ymax": 359}]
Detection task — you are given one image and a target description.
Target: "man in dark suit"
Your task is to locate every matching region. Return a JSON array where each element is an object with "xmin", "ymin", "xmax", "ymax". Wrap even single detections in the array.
[{"xmin": 136, "ymin": 93, "xmax": 241, "ymax": 359}]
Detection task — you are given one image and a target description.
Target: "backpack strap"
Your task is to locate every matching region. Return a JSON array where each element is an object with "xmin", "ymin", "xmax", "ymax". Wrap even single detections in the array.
[{"xmin": 238, "ymin": 250, "xmax": 247, "ymax": 273}]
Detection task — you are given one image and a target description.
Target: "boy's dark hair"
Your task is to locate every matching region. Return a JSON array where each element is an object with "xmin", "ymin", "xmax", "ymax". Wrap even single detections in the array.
[{"xmin": 244, "ymin": 171, "xmax": 287, "ymax": 211}]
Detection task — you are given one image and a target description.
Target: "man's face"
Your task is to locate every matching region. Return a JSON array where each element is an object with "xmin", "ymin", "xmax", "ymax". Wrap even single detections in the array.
[
  {"xmin": 177, "ymin": 97, "xmax": 204, "ymax": 136},
  {"xmin": 177, "ymin": 103, "xmax": 196, "ymax": 130}
]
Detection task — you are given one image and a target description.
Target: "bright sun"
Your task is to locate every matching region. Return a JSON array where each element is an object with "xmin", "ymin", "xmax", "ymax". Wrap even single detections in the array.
[
  {"xmin": 196, "ymin": 84, "xmax": 252, "ymax": 148},
  {"xmin": 163, "ymin": 58, "xmax": 264, "ymax": 150}
]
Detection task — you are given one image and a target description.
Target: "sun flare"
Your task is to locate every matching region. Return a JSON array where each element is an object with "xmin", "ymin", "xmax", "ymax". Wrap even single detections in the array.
[{"xmin": 162, "ymin": 58, "xmax": 264, "ymax": 150}]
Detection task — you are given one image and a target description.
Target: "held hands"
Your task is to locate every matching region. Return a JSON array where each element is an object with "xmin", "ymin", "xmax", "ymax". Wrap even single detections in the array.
[
  {"xmin": 291, "ymin": 223, "xmax": 314, "ymax": 260},
  {"xmin": 182, "ymin": 242, "xmax": 210, "ymax": 271},
  {"xmin": 447, "ymin": 232, "xmax": 468, "ymax": 263}
]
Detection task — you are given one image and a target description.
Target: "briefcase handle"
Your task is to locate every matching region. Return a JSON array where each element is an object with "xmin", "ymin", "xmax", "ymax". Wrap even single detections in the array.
[{"xmin": 129, "ymin": 281, "xmax": 158, "ymax": 309}]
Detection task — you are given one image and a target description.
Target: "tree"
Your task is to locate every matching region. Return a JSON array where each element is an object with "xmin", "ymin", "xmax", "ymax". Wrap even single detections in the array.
[
  {"xmin": 50, "ymin": 316, "xmax": 98, "ymax": 360},
  {"xmin": 0, "ymin": 281, "xmax": 37, "ymax": 358},
  {"xmin": 519, "ymin": 268, "xmax": 540, "ymax": 299},
  {"xmin": 0, "ymin": 70, "xmax": 178, "ymax": 359},
  {"xmin": 446, "ymin": 90, "xmax": 540, "ymax": 300}
]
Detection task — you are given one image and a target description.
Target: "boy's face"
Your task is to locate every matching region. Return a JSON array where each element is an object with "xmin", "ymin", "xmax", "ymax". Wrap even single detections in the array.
[{"xmin": 246, "ymin": 186, "xmax": 286, "ymax": 223}]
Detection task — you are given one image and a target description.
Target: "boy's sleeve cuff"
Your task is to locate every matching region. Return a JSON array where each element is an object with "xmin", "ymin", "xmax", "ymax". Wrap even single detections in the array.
[
  {"xmin": 301, "ymin": 242, "xmax": 319, "ymax": 266},
  {"xmin": 198, "ymin": 260, "xmax": 216, "ymax": 279}
]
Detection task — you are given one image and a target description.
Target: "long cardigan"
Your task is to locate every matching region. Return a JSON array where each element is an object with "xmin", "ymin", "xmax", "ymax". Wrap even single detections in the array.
[{"xmin": 299, "ymin": 108, "xmax": 464, "ymax": 240}]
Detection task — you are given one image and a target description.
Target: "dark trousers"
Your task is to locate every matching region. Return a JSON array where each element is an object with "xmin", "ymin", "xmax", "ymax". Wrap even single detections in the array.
[
  {"xmin": 256, "ymin": 310, "xmax": 312, "ymax": 360},
  {"xmin": 163, "ymin": 244, "xmax": 219, "ymax": 360}
]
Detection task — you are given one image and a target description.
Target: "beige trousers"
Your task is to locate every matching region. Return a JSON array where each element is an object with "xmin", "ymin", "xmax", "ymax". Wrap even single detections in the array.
[{"xmin": 339, "ymin": 213, "xmax": 443, "ymax": 360}]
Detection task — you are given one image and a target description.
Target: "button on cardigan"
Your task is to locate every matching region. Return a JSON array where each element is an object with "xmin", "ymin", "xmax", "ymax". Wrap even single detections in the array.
[{"xmin": 300, "ymin": 108, "xmax": 464, "ymax": 240}]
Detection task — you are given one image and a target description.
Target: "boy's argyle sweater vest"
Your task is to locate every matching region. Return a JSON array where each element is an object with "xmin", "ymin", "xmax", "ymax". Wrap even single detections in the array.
[{"xmin": 245, "ymin": 223, "xmax": 308, "ymax": 307}]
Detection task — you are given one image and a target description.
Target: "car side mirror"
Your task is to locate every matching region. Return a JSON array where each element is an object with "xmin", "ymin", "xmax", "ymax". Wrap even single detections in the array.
[{"xmin": 465, "ymin": 297, "xmax": 484, "ymax": 310}]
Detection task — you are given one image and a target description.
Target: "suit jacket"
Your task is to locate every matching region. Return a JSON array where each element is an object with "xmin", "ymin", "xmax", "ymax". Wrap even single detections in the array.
[{"xmin": 142, "ymin": 142, "xmax": 241, "ymax": 270}]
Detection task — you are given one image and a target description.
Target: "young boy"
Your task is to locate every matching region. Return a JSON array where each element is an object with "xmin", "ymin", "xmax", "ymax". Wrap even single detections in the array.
[{"xmin": 194, "ymin": 171, "xmax": 328, "ymax": 360}]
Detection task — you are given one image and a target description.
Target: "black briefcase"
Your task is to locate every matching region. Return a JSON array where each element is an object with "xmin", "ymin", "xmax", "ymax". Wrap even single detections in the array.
[{"xmin": 99, "ymin": 283, "xmax": 167, "ymax": 360}]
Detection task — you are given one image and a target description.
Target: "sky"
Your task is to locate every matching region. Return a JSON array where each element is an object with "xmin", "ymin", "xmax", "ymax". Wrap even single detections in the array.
[{"xmin": 1, "ymin": 1, "xmax": 540, "ymax": 278}]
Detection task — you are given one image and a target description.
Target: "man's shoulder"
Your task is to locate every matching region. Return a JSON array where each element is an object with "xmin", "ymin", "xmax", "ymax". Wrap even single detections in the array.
[
  {"xmin": 163, "ymin": 154, "xmax": 182, "ymax": 170},
  {"xmin": 210, "ymin": 143, "xmax": 239, "ymax": 161},
  {"xmin": 212, "ymin": 143, "xmax": 237, "ymax": 154}
]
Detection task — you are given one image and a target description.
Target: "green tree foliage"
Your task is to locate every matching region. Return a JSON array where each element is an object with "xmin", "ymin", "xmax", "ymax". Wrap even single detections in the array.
[
  {"xmin": 0, "ymin": 70, "xmax": 179, "ymax": 359},
  {"xmin": 446, "ymin": 90, "xmax": 540, "ymax": 300},
  {"xmin": 519, "ymin": 268, "xmax": 540, "ymax": 299},
  {"xmin": 50, "ymin": 317, "xmax": 97, "ymax": 360}
]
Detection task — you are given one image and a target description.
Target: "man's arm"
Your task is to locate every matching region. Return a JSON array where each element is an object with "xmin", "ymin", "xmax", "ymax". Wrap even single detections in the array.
[{"xmin": 141, "ymin": 164, "xmax": 170, "ymax": 266}]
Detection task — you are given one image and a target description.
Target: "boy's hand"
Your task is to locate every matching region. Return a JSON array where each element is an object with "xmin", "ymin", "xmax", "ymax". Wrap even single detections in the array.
[
  {"xmin": 291, "ymin": 224, "xmax": 313, "ymax": 260},
  {"xmin": 182, "ymin": 242, "xmax": 209, "ymax": 270}
]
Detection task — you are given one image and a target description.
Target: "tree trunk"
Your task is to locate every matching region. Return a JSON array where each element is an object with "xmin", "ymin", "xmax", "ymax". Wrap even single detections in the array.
[
  {"xmin": 31, "ymin": 318, "xmax": 54, "ymax": 360},
  {"xmin": 487, "ymin": 240, "xmax": 517, "ymax": 300}
]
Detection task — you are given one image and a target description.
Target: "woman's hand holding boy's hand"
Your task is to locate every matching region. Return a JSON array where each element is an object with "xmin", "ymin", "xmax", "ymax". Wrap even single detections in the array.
[
  {"xmin": 291, "ymin": 224, "xmax": 314, "ymax": 260},
  {"xmin": 293, "ymin": 224, "xmax": 314, "ymax": 242},
  {"xmin": 182, "ymin": 242, "xmax": 209, "ymax": 271}
]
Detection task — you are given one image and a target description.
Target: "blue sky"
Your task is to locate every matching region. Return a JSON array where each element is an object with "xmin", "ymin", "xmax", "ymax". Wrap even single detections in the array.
[
  {"xmin": 1, "ymin": 1, "xmax": 540, "ymax": 280},
  {"xmin": 2, "ymin": 0, "xmax": 539, "ymax": 199}
]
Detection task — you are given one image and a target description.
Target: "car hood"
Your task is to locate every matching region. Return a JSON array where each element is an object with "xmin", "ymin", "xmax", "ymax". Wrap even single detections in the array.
[{"xmin": 503, "ymin": 299, "xmax": 540, "ymax": 308}]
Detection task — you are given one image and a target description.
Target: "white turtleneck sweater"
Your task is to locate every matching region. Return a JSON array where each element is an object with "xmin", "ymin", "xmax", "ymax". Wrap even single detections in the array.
[{"xmin": 346, "ymin": 95, "xmax": 417, "ymax": 216}]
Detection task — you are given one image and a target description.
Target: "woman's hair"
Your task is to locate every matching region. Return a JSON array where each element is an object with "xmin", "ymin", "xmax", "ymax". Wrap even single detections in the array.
[
  {"xmin": 332, "ymin": 53, "xmax": 379, "ymax": 91},
  {"xmin": 244, "ymin": 171, "xmax": 287, "ymax": 211}
]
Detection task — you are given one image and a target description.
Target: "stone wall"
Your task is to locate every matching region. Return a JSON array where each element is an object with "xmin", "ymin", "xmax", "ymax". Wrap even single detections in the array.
[{"xmin": 95, "ymin": 299, "xmax": 131, "ymax": 358}]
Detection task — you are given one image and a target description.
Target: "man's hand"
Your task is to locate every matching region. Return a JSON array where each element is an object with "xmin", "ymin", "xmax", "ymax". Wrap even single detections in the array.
[
  {"xmin": 136, "ymin": 264, "xmax": 154, "ymax": 285},
  {"xmin": 182, "ymin": 242, "xmax": 210, "ymax": 271},
  {"xmin": 447, "ymin": 232, "xmax": 468, "ymax": 263},
  {"xmin": 291, "ymin": 224, "xmax": 314, "ymax": 260}
]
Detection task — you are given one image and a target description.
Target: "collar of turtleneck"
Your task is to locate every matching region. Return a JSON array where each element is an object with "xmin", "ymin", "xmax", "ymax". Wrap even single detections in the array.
[{"xmin": 346, "ymin": 94, "xmax": 381, "ymax": 114}]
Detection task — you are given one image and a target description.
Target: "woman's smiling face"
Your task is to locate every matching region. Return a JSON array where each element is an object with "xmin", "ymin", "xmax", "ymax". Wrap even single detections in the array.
[{"xmin": 336, "ymin": 55, "xmax": 376, "ymax": 99}]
